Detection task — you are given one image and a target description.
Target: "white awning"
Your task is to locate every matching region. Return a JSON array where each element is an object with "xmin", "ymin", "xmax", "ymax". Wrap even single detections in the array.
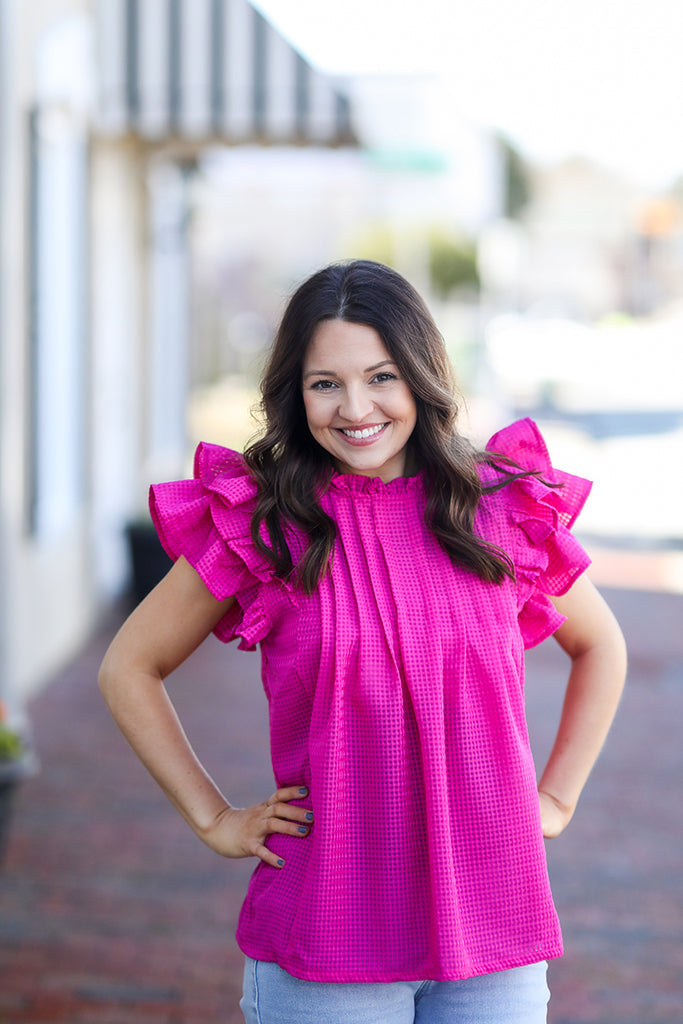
[{"xmin": 94, "ymin": 0, "xmax": 354, "ymax": 146}]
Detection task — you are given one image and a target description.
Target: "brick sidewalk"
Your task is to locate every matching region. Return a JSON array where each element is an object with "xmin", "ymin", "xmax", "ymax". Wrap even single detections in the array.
[{"xmin": 1, "ymin": 583, "xmax": 681, "ymax": 1024}]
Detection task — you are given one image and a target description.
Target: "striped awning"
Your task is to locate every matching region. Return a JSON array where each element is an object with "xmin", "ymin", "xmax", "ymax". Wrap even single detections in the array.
[{"xmin": 95, "ymin": 0, "xmax": 354, "ymax": 146}]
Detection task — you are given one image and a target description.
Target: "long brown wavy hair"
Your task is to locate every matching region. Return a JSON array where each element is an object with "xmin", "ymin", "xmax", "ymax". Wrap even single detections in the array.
[{"xmin": 244, "ymin": 260, "xmax": 535, "ymax": 593}]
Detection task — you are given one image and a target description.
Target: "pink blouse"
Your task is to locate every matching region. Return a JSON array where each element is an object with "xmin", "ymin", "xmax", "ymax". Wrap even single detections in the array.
[{"xmin": 149, "ymin": 418, "xmax": 592, "ymax": 982}]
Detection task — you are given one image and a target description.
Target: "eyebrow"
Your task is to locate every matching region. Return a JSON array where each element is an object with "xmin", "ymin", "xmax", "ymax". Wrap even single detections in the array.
[{"xmin": 303, "ymin": 360, "xmax": 396, "ymax": 380}]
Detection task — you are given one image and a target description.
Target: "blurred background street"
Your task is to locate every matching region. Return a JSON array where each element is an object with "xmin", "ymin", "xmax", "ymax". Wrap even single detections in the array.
[{"xmin": 1, "ymin": 0, "xmax": 682, "ymax": 1021}]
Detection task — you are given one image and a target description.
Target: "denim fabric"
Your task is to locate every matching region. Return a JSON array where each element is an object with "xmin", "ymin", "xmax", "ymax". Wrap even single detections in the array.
[{"xmin": 239, "ymin": 957, "xmax": 550, "ymax": 1024}]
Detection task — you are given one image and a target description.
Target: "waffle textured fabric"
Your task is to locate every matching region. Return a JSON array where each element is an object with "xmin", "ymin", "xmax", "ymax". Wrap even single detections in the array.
[{"xmin": 149, "ymin": 418, "xmax": 592, "ymax": 983}]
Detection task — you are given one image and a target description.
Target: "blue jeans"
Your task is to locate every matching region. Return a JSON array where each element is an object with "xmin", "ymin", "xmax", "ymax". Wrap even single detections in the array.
[{"xmin": 240, "ymin": 957, "xmax": 550, "ymax": 1024}]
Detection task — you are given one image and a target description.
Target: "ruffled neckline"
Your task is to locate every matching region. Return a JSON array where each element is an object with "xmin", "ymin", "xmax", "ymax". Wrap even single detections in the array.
[{"xmin": 328, "ymin": 470, "xmax": 425, "ymax": 495}]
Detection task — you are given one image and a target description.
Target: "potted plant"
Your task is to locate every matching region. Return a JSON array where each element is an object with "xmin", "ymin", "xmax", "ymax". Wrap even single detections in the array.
[{"xmin": 0, "ymin": 701, "xmax": 37, "ymax": 865}]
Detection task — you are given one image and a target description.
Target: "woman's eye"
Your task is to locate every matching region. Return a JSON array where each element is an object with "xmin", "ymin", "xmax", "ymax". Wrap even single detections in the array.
[
  {"xmin": 372, "ymin": 372, "xmax": 396, "ymax": 384},
  {"xmin": 310, "ymin": 379, "xmax": 337, "ymax": 391}
]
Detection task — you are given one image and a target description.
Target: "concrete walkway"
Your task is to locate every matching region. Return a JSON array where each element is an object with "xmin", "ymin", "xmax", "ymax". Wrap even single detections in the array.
[{"xmin": 1, "ymin": 581, "xmax": 681, "ymax": 1024}]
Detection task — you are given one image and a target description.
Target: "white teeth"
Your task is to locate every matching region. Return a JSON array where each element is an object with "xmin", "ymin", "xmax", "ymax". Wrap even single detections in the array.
[{"xmin": 341, "ymin": 424, "xmax": 385, "ymax": 439}]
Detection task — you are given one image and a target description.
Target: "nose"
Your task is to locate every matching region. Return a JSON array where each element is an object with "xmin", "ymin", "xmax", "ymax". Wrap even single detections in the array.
[{"xmin": 338, "ymin": 383, "xmax": 374, "ymax": 423}]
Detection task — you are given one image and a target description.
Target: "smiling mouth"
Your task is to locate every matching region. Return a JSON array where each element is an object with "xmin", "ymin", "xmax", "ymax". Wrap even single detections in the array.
[{"xmin": 338, "ymin": 423, "xmax": 388, "ymax": 441}]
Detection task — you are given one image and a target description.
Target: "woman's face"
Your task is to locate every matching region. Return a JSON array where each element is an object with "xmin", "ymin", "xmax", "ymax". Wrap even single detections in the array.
[{"xmin": 302, "ymin": 319, "xmax": 417, "ymax": 482}]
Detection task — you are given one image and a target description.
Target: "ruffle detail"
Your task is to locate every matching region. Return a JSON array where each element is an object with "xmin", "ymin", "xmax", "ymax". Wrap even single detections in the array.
[
  {"xmin": 149, "ymin": 443, "xmax": 296, "ymax": 649},
  {"xmin": 483, "ymin": 418, "xmax": 592, "ymax": 648},
  {"xmin": 329, "ymin": 470, "xmax": 424, "ymax": 496}
]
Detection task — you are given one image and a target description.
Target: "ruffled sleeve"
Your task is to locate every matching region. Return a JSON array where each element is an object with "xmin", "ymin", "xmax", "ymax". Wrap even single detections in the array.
[
  {"xmin": 483, "ymin": 418, "xmax": 592, "ymax": 648},
  {"xmin": 149, "ymin": 443, "xmax": 296, "ymax": 649}
]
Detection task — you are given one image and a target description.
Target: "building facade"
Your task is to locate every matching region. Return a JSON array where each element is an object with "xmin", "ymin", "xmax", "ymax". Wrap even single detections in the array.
[{"xmin": 0, "ymin": 0, "xmax": 353, "ymax": 711}]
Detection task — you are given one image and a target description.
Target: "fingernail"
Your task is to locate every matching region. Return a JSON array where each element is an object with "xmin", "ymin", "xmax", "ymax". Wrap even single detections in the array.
[
  {"xmin": 277, "ymin": 859, "xmax": 284, "ymax": 867},
  {"xmin": 298, "ymin": 825, "xmax": 308, "ymax": 834},
  {"xmin": 305, "ymin": 812, "xmax": 313, "ymax": 821},
  {"xmin": 298, "ymin": 787, "xmax": 308, "ymax": 796}
]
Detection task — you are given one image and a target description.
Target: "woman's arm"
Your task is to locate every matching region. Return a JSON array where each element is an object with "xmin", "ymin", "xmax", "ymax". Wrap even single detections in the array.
[
  {"xmin": 537, "ymin": 574, "xmax": 627, "ymax": 838},
  {"xmin": 98, "ymin": 556, "xmax": 311, "ymax": 867}
]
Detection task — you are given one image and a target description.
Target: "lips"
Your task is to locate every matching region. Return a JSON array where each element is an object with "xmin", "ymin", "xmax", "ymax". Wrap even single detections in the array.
[
  {"xmin": 335, "ymin": 423, "xmax": 389, "ymax": 445},
  {"xmin": 341, "ymin": 424, "xmax": 386, "ymax": 439}
]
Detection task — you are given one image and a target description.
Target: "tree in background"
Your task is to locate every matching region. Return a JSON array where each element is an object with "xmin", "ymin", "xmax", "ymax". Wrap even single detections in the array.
[
  {"xmin": 500, "ymin": 135, "xmax": 531, "ymax": 219},
  {"xmin": 428, "ymin": 231, "xmax": 480, "ymax": 299}
]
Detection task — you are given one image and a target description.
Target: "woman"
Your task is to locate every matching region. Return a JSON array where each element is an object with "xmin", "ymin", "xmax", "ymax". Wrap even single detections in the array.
[{"xmin": 99, "ymin": 260, "xmax": 626, "ymax": 1023}]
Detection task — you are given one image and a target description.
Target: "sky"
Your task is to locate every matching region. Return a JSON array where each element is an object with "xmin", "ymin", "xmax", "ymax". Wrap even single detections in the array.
[{"xmin": 254, "ymin": 0, "xmax": 683, "ymax": 190}]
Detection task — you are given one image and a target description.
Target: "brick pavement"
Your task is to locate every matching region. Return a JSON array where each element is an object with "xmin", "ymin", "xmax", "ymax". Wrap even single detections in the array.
[{"xmin": 1, "ymin": 582, "xmax": 681, "ymax": 1024}]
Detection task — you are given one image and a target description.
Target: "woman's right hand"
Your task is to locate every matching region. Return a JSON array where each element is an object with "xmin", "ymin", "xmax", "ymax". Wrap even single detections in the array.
[{"xmin": 199, "ymin": 786, "xmax": 313, "ymax": 868}]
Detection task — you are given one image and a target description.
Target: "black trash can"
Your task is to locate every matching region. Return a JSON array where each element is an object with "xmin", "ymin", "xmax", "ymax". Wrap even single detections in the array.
[{"xmin": 125, "ymin": 520, "xmax": 174, "ymax": 605}]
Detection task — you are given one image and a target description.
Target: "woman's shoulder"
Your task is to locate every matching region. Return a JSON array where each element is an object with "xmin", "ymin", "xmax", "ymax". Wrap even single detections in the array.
[
  {"xmin": 477, "ymin": 417, "xmax": 592, "ymax": 528},
  {"xmin": 191, "ymin": 442, "xmax": 259, "ymax": 507},
  {"xmin": 479, "ymin": 417, "xmax": 553, "ymax": 484},
  {"xmin": 472, "ymin": 419, "xmax": 593, "ymax": 647},
  {"xmin": 149, "ymin": 443, "xmax": 299, "ymax": 648}
]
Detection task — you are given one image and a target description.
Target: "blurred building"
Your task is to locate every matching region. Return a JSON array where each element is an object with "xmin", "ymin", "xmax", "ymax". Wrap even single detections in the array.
[
  {"xmin": 0, "ymin": 0, "xmax": 353, "ymax": 709},
  {"xmin": 187, "ymin": 74, "xmax": 507, "ymax": 409},
  {"xmin": 480, "ymin": 157, "xmax": 683, "ymax": 320}
]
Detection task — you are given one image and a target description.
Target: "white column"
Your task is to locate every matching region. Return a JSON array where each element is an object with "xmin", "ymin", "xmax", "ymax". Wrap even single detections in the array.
[
  {"xmin": 89, "ymin": 141, "xmax": 147, "ymax": 599},
  {"xmin": 147, "ymin": 159, "xmax": 190, "ymax": 482}
]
